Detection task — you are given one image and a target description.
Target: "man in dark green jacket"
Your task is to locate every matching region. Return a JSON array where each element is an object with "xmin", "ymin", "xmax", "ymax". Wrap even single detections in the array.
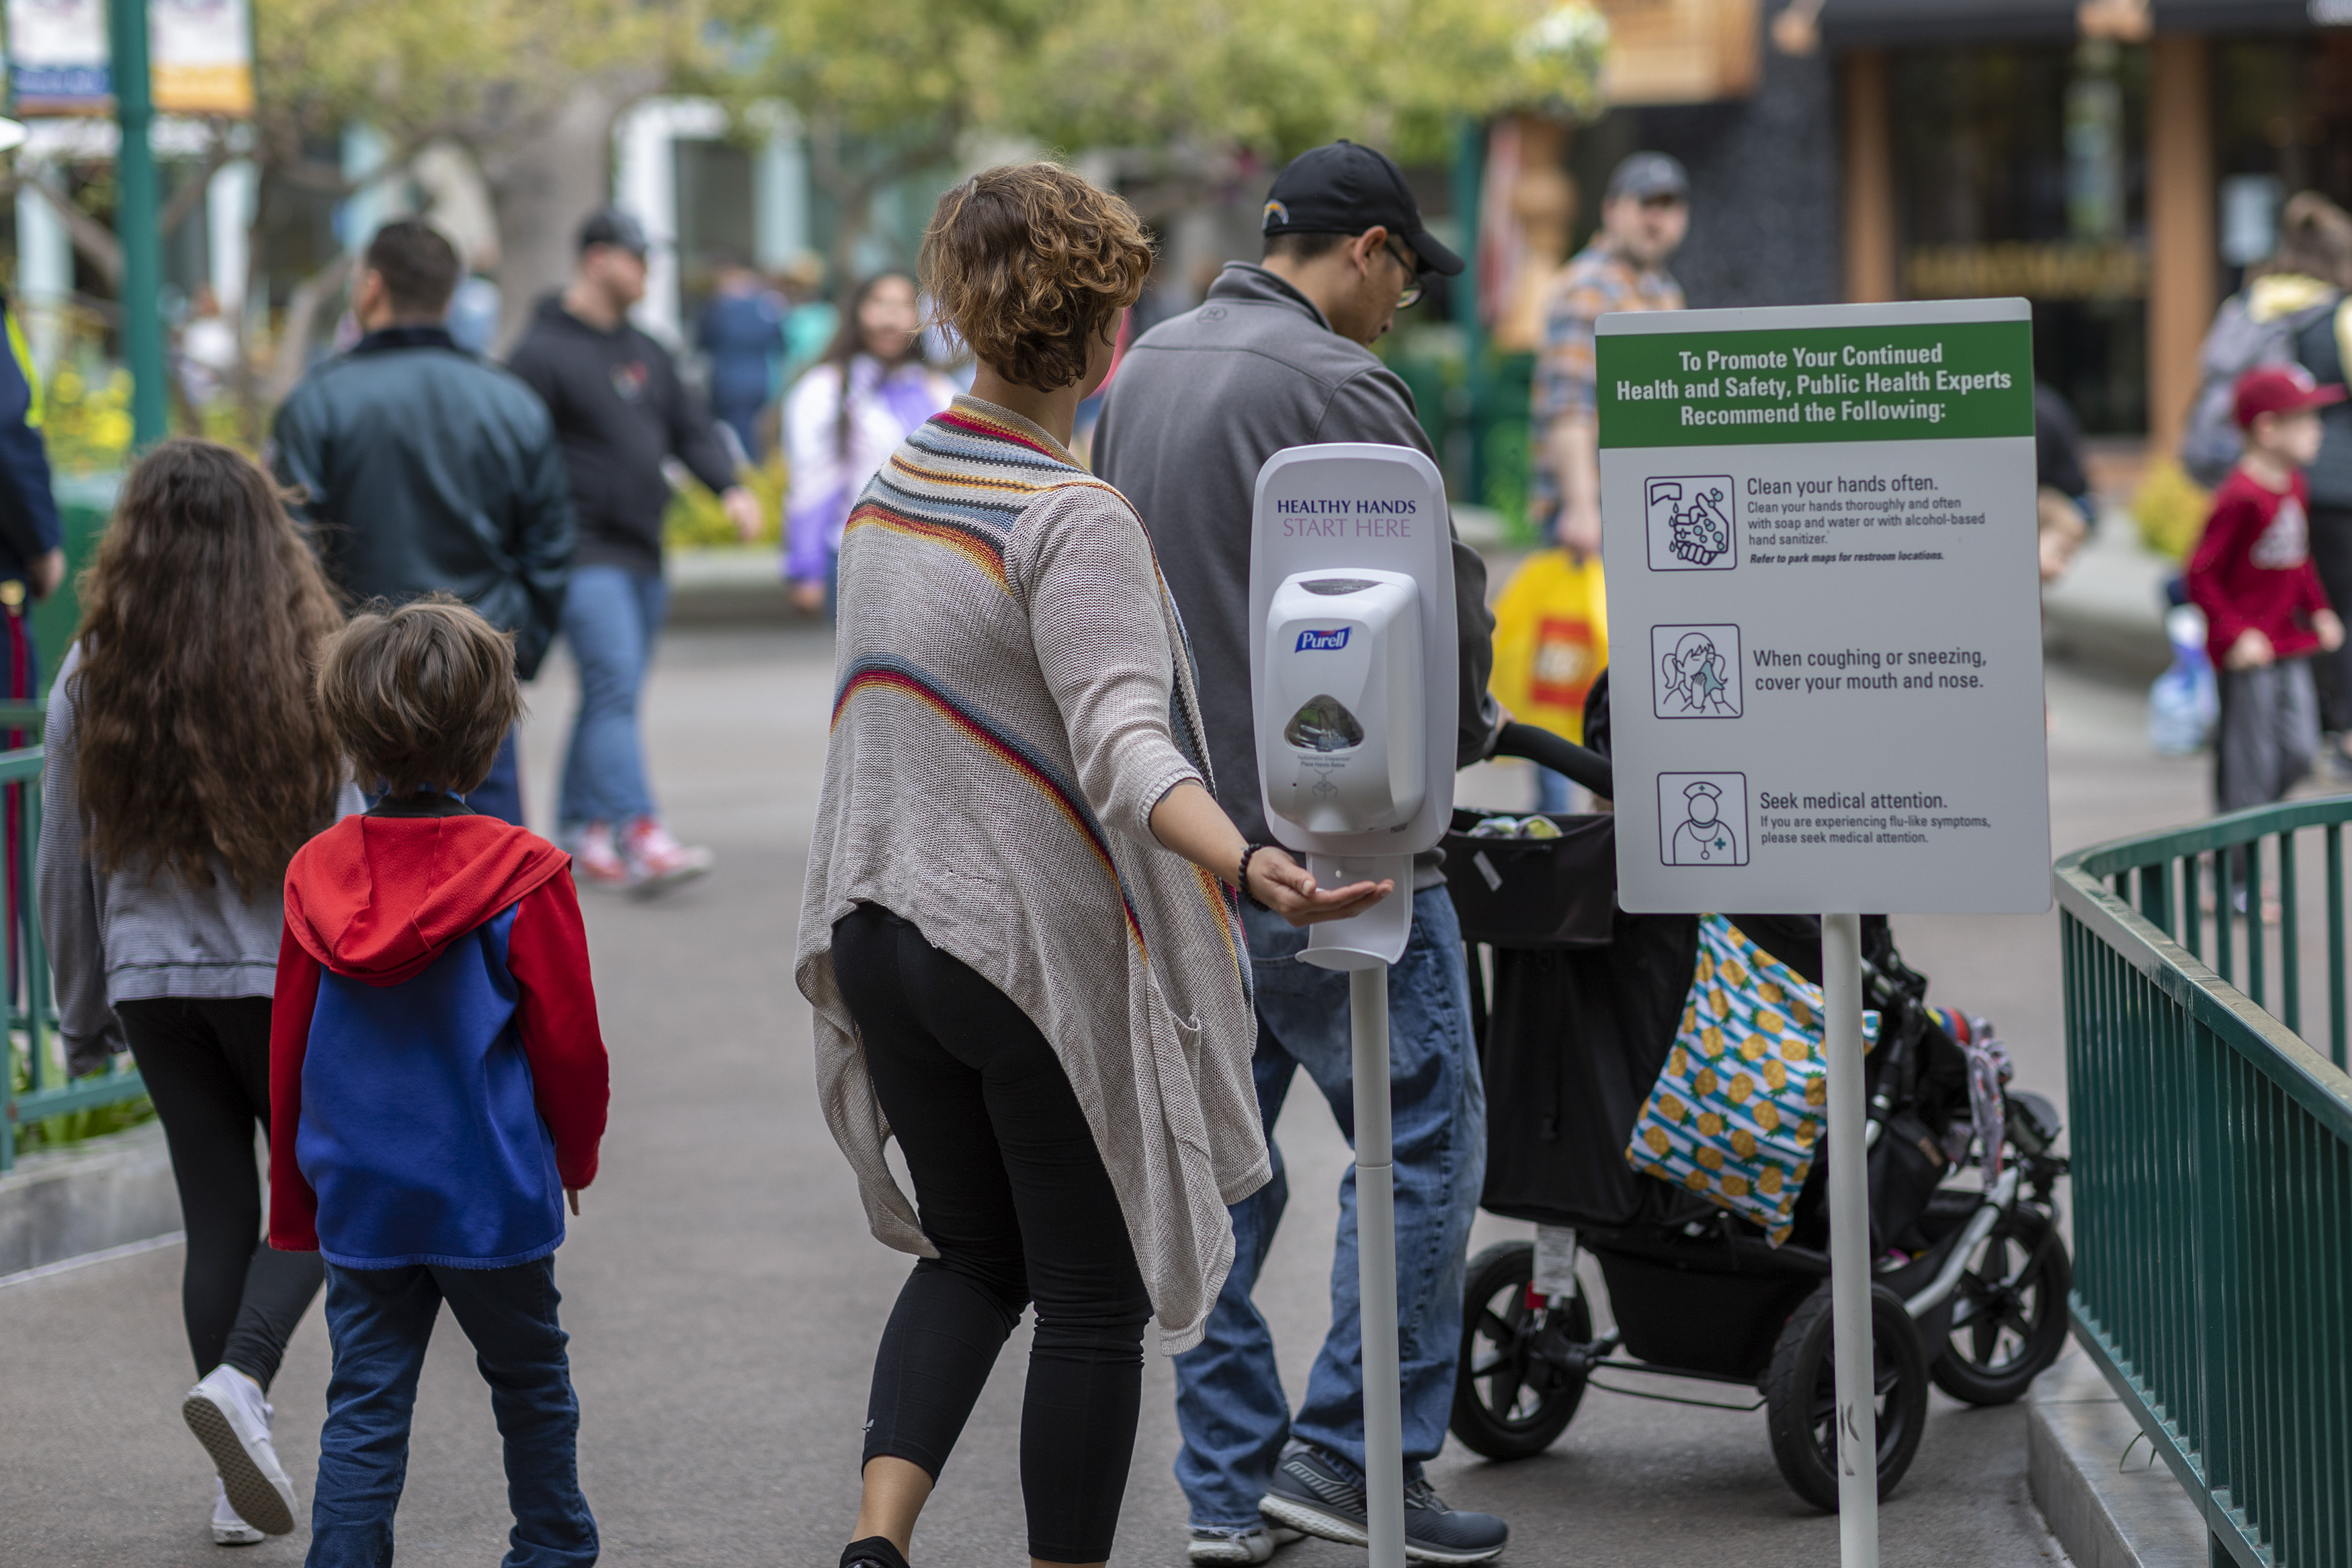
[{"xmin": 271, "ymin": 220, "xmax": 575, "ymax": 826}]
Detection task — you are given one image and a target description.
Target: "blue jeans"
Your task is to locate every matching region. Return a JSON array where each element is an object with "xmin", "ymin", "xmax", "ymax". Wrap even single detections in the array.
[
  {"xmin": 1172, "ymin": 887, "xmax": 1486, "ymax": 1528},
  {"xmin": 466, "ymin": 728, "xmax": 525, "ymax": 827},
  {"xmin": 1534, "ymin": 767, "xmax": 1572, "ymax": 815},
  {"xmin": 308, "ymin": 1257, "xmax": 595, "ymax": 1568},
  {"xmin": 359, "ymin": 726, "xmax": 522, "ymax": 824},
  {"xmin": 558, "ymin": 564, "xmax": 667, "ymax": 831}
]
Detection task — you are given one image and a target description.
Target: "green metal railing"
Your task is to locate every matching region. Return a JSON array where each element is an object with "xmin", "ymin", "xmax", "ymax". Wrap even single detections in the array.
[
  {"xmin": 2057, "ymin": 798, "xmax": 2352, "ymax": 1568},
  {"xmin": 0, "ymin": 708, "xmax": 150, "ymax": 1173}
]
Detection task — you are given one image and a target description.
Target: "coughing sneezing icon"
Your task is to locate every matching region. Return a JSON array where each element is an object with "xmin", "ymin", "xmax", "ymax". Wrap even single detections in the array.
[
  {"xmin": 1658, "ymin": 772, "xmax": 1749, "ymax": 867},
  {"xmin": 1652, "ymin": 623, "xmax": 1742, "ymax": 719},
  {"xmin": 1645, "ymin": 476, "xmax": 1735, "ymax": 572}
]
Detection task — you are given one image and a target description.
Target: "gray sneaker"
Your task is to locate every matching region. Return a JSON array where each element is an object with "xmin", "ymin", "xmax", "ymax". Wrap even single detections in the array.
[
  {"xmin": 1259, "ymin": 1446, "xmax": 1509, "ymax": 1565},
  {"xmin": 1187, "ymin": 1523, "xmax": 1307, "ymax": 1563}
]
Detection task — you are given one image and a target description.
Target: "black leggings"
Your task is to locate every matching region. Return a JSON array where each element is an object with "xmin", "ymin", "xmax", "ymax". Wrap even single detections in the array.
[
  {"xmin": 831, "ymin": 905, "xmax": 1151, "ymax": 1565},
  {"xmin": 118, "ymin": 997, "xmax": 325, "ymax": 1392}
]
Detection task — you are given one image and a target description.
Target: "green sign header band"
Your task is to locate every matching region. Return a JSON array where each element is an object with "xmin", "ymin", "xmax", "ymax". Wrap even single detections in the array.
[{"xmin": 1596, "ymin": 318, "xmax": 2035, "ymax": 448}]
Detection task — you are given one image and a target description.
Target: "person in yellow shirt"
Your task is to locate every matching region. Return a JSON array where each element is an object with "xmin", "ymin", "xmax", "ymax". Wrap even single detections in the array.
[{"xmin": 1488, "ymin": 547, "xmax": 1607, "ymax": 812}]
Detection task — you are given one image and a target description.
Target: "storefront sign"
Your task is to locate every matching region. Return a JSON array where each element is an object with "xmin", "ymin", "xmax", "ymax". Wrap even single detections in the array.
[
  {"xmin": 151, "ymin": 0, "xmax": 253, "ymax": 115},
  {"xmin": 1596, "ymin": 0, "xmax": 1761, "ymax": 104},
  {"xmin": 3, "ymin": 0, "xmax": 254, "ymax": 116},
  {"xmin": 1904, "ymin": 242, "xmax": 2147, "ymax": 301},
  {"xmin": 6, "ymin": 0, "xmax": 110, "ymax": 113},
  {"xmin": 1597, "ymin": 298, "xmax": 2052, "ymax": 914}
]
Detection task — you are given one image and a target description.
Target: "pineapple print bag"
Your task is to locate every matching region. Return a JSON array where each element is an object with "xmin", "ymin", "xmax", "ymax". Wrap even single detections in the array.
[{"xmin": 1623, "ymin": 914, "xmax": 1873, "ymax": 1246}]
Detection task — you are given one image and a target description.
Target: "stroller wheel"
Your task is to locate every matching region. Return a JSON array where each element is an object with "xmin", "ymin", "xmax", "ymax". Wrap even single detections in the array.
[
  {"xmin": 1765, "ymin": 1281, "xmax": 1929, "ymax": 1511},
  {"xmin": 1448, "ymin": 1241, "xmax": 1593, "ymax": 1461},
  {"xmin": 1929, "ymin": 1203, "xmax": 2072, "ymax": 1406}
]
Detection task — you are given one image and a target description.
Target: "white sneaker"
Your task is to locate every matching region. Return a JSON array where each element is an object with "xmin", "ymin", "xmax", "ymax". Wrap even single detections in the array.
[
  {"xmin": 212, "ymin": 1477, "xmax": 265, "ymax": 1546},
  {"xmin": 1188, "ymin": 1524, "xmax": 1306, "ymax": 1563},
  {"xmin": 182, "ymin": 1366, "xmax": 296, "ymax": 1536},
  {"xmin": 620, "ymin": 816, "xmax": 714, "ymax": 897},
  {"xmin": 569, "ymin": 822, "xmax": 632, "ymax": 890}
]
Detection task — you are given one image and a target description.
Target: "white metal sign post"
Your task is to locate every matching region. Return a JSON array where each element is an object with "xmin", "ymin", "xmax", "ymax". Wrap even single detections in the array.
[
  {"xmin": 1597, "ymin": 299, "xmax": 2052, "ymax": 1563},
  {"xmin": 1250, "ymin": 444, "xmax": 1458, "ymax": 1568}
]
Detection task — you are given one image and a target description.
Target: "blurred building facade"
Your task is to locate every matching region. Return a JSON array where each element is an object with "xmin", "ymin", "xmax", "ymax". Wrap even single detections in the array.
[
  {"xmin": 1433, "ymin": 0, "xmax": 2350, "ymax": 527},
  {"xmin": 1826, "ymin": 0, "xmax": 2349, "ymax": 455}
]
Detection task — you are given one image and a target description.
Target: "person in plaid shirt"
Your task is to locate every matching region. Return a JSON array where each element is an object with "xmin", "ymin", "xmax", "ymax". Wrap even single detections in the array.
[{"xmin": 1531, "ymin": 152, "xmax": 1690, "ymax": 554}]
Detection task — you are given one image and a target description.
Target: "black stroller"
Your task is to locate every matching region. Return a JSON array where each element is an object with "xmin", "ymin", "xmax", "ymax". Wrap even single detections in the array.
[{"xmin": 1445, "ymin": 705, "xmax": 2072, "ymax": 1509}]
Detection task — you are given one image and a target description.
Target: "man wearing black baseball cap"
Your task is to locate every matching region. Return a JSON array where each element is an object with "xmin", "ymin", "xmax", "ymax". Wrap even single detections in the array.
[
  {"xmin": 506, "ymin": 207, "xmax": 763, "ymax": 894},
  {"xmin": 1095, "ymin": 142, "xmax": 1507, "ymax": 1566}
]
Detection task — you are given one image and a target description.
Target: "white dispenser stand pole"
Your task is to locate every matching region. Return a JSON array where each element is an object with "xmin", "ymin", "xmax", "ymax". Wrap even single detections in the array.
[
  {"xmin": 1247, "ymin": 443, "xmax": 1456, "ymax": 1568},
  {"xmin": 1822, "ymin": 912, "xmax": 1880, "ymax": 1567},
  {"xmin": 1349, "ymin": 965, "xmax": 1406, "ymax": 1568}
]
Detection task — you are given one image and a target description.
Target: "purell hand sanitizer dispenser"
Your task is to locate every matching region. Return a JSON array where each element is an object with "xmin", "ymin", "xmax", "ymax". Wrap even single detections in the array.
[
  {"xmin": 1251, "ymin": 444, "xmax": 1456, "ymax": 969},
  {"xmin": 1250, "ymin": 443, "xmax": 1455, "ymax": 1568},
  {"xmin": 1263, "ymin": 571, "xmax": 1425, "ymax": 837}
]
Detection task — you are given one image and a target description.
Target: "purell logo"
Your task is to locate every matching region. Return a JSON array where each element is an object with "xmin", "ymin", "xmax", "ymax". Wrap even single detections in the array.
[{"xmin": 1295, "ymin": 627, "xmax": 1350, "ymax": 652}]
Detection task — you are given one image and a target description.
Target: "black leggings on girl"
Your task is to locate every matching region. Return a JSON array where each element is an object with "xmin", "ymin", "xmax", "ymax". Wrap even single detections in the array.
[
  {"xmin": 831, "ymin": 904, "xmax": 1151, "ymax": 1566},
  {"xmin": 117, "ymin": 997, "xmax": 325, "ymax": 1391}
]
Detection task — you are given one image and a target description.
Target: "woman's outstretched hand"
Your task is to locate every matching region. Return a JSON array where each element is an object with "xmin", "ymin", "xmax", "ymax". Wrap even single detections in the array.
[
  {"xmin": 1147, "ymin": 781, "xmax": 1395, "ymax": 927},
  {"xmin": 1245, "ymin": 846, "xmax": 1394, "ymax": 927}
]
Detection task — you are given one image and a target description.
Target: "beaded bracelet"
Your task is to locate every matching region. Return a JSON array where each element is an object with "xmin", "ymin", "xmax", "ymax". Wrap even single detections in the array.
[{"xmin": 1237, "ymin": 842, "xmax": 1275, "ymax": 910}]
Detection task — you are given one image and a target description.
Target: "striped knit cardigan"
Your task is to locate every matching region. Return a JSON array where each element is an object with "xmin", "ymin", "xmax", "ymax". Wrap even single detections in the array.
[{"xmin": 795, "ymin": 396, "xmax": 1270, "ymax": 1354}]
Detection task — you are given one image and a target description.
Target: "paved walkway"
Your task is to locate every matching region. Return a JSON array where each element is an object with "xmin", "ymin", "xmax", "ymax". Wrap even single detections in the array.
[{"xmin": 0, "ymin": 627, "xmax": 2218, "ymax": 1566}]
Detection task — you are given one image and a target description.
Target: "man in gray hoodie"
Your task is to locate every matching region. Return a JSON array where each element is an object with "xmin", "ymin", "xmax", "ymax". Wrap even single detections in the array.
[{"xmin": 1094, "ymin": 141, "xmax": 1507, "ymax": 1565}]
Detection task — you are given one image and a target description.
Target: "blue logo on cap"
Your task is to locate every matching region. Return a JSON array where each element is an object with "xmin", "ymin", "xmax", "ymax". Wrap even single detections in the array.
[{"xmin": 1295, "ymin": 627, "xmax": 1350, "ymax": 652}]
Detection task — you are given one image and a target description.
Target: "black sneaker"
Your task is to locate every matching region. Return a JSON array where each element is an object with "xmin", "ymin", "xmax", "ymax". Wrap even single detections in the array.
[
  {"xmin": 841, "ymin": 1537, "xmax": 911, "ymax": 1568},
  {"xmin": 1403, "ymin": 1477, "xmax": 1511, "ymax": 1565},
  {"xmin": 1259, "ymin": 1447, "xmax": 1509, "ymax": 1565}
]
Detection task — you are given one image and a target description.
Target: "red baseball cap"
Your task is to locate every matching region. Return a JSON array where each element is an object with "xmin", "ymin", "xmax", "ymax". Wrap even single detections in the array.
[{"xmin": 2234, "ymin": 363, "xmax": 2347, "ymax": 429}]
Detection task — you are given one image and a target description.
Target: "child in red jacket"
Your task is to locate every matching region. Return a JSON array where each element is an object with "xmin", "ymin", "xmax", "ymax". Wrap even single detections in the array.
[
  {"xmin": 2187, "ymin": 365, "xmax": 2349, "ymax": 852},
  {"xmin": 270, "ymin": 597, "xmax": 609, "ymax": 1568}
]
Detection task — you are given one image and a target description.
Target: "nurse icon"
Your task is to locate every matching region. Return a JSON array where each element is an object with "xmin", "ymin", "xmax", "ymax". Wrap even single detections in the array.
[{"xmin": 1658, "ymin": 773, "xmax": 1749, "ymax": 866}]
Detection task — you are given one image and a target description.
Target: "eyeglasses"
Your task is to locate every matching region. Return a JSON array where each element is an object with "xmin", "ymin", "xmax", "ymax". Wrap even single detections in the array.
[{"xmin": 1383, "ymin": 237, "xmax": 1426, "ymax": 308}]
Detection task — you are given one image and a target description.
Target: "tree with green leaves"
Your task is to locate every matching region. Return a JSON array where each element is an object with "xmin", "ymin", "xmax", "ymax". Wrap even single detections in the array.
[
  {"xmin": 704, "ymin": 0, "xmax": 1605, "ymax": 281},
  {"xmin": 243, "ymin": 0, "xmax": 700, "ymax": 380},
  {"xmin": 13, "ymin": 0, "xmax": 705, "ymax": 441}
]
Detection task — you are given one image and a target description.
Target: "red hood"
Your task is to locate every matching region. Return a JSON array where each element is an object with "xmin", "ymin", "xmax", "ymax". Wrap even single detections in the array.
[{"xmin": 284, "ymin": 814, "xmax": 572, "ymax": 987}]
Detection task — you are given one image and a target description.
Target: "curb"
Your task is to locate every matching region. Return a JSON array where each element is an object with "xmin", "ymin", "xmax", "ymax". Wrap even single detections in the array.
[
  {"xmin": 2028, "ymin": 1346, "xmax": 2209, "ymax": 1568},
  {"xmin": 2042, "ymin": 603, "xmax": 2171, "ymax": 685},
  {"xmin": 666, "ymin": 546, "xmax": 796, "ymax": 625},
  {"xmin": 2039, "ymin": 517, "xmax": 2174, "ymax": 685},
  {"xmin": 0, "ymin": 1122, "xmax": 181, "ymax": 1280},
  {"xmin": 663, "ymin": 509, "xmax": 1515, "ymax": 629}
]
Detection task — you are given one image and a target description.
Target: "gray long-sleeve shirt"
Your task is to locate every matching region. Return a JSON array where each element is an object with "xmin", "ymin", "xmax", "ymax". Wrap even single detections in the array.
[
  {"xmin": 36, "ymin": 644, "xmax": 362, "ymax": 1074},
  {"xmin": 1093, "ymin": 263, "xmax": 1499, "ymax": 883}
]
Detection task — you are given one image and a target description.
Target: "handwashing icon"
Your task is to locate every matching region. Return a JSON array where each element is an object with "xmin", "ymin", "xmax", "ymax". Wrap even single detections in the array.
[{"xmin": 1644, "ymin": 476, "xmax": 1736, "ymax": 571}]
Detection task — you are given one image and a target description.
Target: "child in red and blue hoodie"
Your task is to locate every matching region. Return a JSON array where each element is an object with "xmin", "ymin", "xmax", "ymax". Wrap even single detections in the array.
[{"xmin": 268, "ymin": 598, "xmax": 610, "ymax": 1568}]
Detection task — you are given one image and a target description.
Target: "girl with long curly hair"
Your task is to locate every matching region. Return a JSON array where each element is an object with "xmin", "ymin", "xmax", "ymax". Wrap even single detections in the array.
[
  {"xmin": 797, "ymin": 163, "xmax": 1386, "ymax": 1568},
  {"xmin": 38, "ymin": 439, "xmax": 357, "ymax": 1546}
]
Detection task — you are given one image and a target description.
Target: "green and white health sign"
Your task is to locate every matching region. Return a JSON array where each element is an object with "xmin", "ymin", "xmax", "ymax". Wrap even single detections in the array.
[{"xmin": 1597, "ymin": 298, "xmax": 2052, "ymax": 915}]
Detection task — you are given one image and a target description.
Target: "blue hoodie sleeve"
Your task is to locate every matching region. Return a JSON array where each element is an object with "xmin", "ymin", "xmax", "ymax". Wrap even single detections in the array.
[{"xmin": 0, "ymin": 309, "xmax": 61, "ymax": 572}]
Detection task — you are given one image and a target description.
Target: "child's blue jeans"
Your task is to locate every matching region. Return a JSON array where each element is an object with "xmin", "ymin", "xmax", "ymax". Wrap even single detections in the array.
[{"xmin": 308, "ymin": 1256, "xmax": 596, "ymax": 1568}]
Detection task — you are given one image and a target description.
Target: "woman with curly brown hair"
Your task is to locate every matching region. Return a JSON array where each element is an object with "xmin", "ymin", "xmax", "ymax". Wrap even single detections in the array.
[
  {"xmin": 796, "ymin": 163, "xmax": 1390, "ymax": 1568},
  {"xmin": 38, "ymin": 439, "xmax": 358, "ymax": 1546}
]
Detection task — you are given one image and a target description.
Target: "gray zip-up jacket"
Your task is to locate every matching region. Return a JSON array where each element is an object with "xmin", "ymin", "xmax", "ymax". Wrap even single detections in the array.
[
  {"xmin": 1093, "ymin": 262, "xmax": 1499, "ymax": 879},
  {"xmin": 37, "ymin": 644, "xmax": 362, "ymax": 1074}
]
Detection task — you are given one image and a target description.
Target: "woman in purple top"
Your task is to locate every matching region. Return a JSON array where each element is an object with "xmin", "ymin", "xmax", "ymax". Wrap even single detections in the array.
[{"xmin": 782, "ymin": 272, "xmax": 958, "ymax": 617}]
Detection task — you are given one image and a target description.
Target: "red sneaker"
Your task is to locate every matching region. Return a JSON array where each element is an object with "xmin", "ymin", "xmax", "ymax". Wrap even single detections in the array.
[
  {"xmin": 621, "ymin": 817, "xmax": 714, "ymax": 897},
  {"xmin": 571, "ymin": 822, "xmax": 630, "ymax": 889}
]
